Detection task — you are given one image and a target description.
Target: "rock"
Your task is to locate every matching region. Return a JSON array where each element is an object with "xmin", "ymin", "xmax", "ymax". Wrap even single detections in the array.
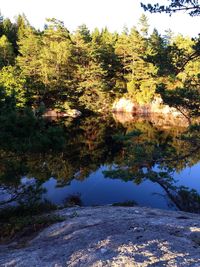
[
  {"xmin": 0, "ymin": 206, "xmax": 200, "ymax": 266},
  {"xmin": 100, "ymin": 248, "xmax": 108, "ymax": 254},
  {"xmin": 66, "ymin": 109, "xmax": 82, "ymax": 118},
  {"xmin": 112, "ymin": 97, "xmax": 135, "ymax": 113},
  {"xmin": 43, "ymin": 109, "xmax": 82, "ymax": 119},
  {"xmin": 112, "ymin": 96, "xmax": 185, "ymax": 118},
  {"xmin": 132, "ymin": 227, "xmax": 144, "ymax": 232},
  {"xmin": 43, "ymin": 109, "xmax": 58, "ymax": 117},
  {"xmin": 190, "ymin": 229, "xmax": 200, "ymax": 245}
]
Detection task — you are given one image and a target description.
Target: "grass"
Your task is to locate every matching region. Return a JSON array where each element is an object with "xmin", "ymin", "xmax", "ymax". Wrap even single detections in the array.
[
  {"xmin": 0, "ymin": 202, "xmax": 63, "ymax": 244},
  {"xmin": 64, "ymin": 193, "xmax": 82, "ymax": 207},
  {"xmin": 112, "ymin": 200, "xmax": 137, "ymax": 207}
]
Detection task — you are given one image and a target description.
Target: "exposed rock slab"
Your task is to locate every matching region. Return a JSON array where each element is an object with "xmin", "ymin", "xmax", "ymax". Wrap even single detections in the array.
[{"xmin": 1, "ymin": 206, "xmax": 200, "ymax": 267}]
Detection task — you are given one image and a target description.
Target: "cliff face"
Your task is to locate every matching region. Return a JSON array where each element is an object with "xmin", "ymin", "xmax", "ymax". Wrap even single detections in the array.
[
  {"xmin": 1, "ymin": 206, "xmax": 200, "ymax": 267},
  {"xmin": 112, "ymin": 97, "xmax": 183, "ymax": 117}
]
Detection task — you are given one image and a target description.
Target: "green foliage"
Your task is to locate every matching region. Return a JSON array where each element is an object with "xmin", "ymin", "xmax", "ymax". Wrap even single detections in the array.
[
  {"xmin": 40, "ymin": 19, "xmax": 75, "ymax": 99},
  {"xmin": 17, "ymin": 18, "xmax": 77, "ymax": 108},
  {"xmin": 0, "ymin": 202, "xmax": 62, "ymax": 243},
  {"xmin": 147, "ymin": 29, "xmax": 173, "ymax": 75},
  {"xmin": 76, "ymin": 24, "xmax": 92, "ymax": 43},
  {"xmin": 158, "ymin": 85, "xmax": 200, "ymax": 122},
  {"xmin": 113, "ymin": 130, "xmax": 141, "ymax": 141},
  {"xmin": 0, "ymin": 13, "xmax": 199, "ymax": 219},
  {"xmin": 104, "ymin": 123, "xmax": 200, "ymax": 213},
  {"xmin": 0, "ymin": 12, "xmax": 199, "ymax": 115},
  {"xmin": 17, "ymin": 26, "xmax": 42, "ymax": 105},
  {"xmin": 0, "ymin": 97, "xmax": 66, "ymax": 153},
  {"xmin": 116, "ymin": 25, "xmax": 159, "ymax": 104},
  {"xmin": 112, "ymin": 200, "xmax": 137, "ymax": 207},
  {"xmin": 0, "ymin": 113, "xmax": 200, "ymax": 215},
  {"xmin": 64, "ymin": 193, "xmax": 82, "ymax": 207},
  {"xmin": 0, "ymin": 35, "xmax": 15, "ymax": 68},
  {"xmin": 176, "ymin": 186, "xmax": 200, "ymax": 213},
  {"xmin": 138, "ymin": 14, "xmax": 149, "ymax": 37},
  {"xmin": 73, "ymin": 26, "xmax": 118, "ymax": 112},
  {"xmin": 0, "ymin": 66, "xmax": 26, "ymax": 106}
]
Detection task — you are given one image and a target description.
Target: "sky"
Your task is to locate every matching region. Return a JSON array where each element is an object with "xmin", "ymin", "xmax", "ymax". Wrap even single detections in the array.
[{"xmin": 0, "ymin": 0, "xmax": 199, "ymax": 37}]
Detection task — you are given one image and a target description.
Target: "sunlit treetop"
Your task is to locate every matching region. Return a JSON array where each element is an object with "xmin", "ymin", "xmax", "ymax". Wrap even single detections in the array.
[{"xmin": 141, "ymin": 0, "xmax": 200, "ymax": 16}]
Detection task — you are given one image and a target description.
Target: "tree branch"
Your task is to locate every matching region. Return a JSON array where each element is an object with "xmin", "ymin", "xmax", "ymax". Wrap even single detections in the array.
[{"xmin": 141, "ymin": 1, "xmax": 200, "ymax": 16}]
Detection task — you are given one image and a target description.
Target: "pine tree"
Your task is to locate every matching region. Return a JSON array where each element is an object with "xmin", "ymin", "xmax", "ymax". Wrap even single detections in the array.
[
  {"xmin": 0, "ymin": 35, "xmax": 15, "ymax": 68},
  {"xmin": 115, "ymin": 29, "xmax": 131, "ymax": 78},
  {"xmin": 73, "ymin": 26, "xmax": 110, "ymax": 112},
  {"xmin": 147, "ymin": 28, "xmax": 172, "ymax": 75},
  {"xmin": 17, "ymin": 25, "xmax": 42, "ymax": 104},
  {"xmin": 127, "ymin": 27, "xmax": 158, "ymax": 103},
  {"xmin": 39, "ymin": 19, "xmax": 75, "ymax": 107},
  {"xmin": 2, "ymin": 18, "xmax": 18, "ymax": 54},
  {"xmin": 138, "ymin": 14, "xmax": 149, "ymax": 37},
  {"xmin": 0, "ymin": 66, "xmax": 26, "ymax": 106}
]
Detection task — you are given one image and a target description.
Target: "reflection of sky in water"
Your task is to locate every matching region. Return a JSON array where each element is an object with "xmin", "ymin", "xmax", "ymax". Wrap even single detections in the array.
[
  {"xmin": 42, "ymin": 163, "xmax": 200, "ymax": 210},
  {"xmin": 175, "ymin": 164, "xmax": 200, "ymax": 190}
]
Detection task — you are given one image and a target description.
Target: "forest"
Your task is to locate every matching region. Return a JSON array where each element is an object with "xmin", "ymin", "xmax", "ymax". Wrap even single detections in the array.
[{"xmin": 0, "ymin": 13, "xmax": 199, "ymax": 115}]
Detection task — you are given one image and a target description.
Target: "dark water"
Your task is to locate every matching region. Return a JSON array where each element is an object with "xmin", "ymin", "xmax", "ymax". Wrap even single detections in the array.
[
  {"xmin": 42, "ymin": 163, "xmax": 200, "ymax": 210},
  {"xmin": 1, "ymin": 114, "xmax": 200, "ymax": 212}
]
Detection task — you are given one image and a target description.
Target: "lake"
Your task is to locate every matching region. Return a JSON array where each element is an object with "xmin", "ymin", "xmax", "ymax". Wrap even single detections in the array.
[{"xmin": 1, "ymin": 113, "xmax": 200, "ymax": 212}]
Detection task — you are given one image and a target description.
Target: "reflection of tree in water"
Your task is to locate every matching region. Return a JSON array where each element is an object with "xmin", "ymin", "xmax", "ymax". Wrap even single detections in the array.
[
  {"xmin": 0, "ymin": 116, "xmax": 124, "ymax": 206},
  {"xmin": 104, "ymin": 122, "xmax": 200, "ymax": 213},
  {"xmin": 0, "ymin": 163, "xmax": 45, "ymax": 208},
  {"xmin": 0, "ymin": 115, "xmax": 200, "ymax": 212}
]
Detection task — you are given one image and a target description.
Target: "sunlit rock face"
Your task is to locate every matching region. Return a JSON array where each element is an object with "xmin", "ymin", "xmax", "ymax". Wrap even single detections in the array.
[
  {"xmin": 112, "ymin": 98, "xmax": 135, "ymax": 113},
  {"xmin": 1, "ymin": 206, "xmax": 200, "ymax": 267},
  {"xmin": 112, "ymin": 97, "xmax": 183, "ymax": 117},
  {"xmin": 151, "ymin": 97, "xmax": 182, "ymax": 116}
]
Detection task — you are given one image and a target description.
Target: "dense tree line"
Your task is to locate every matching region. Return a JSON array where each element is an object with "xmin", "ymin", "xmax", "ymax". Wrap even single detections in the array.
[{"xmin": 0, "ymin": 13, "xmax": 199, "ymax": 115}]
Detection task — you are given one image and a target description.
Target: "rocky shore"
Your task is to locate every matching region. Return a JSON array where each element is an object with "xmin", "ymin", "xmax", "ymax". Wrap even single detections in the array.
[
  {"xmin": 112, "ymin": 97, "xmax": 183, "ymax": 117},
  {"xmin": 1, "ymin": 206, "xmax": 200, "ymax": 267}
]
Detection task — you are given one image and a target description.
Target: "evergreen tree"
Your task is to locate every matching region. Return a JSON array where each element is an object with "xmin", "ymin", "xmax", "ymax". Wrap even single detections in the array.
[
  {"xmin": 95, "ymin": 28, "xmax": 122, "ymax": 90},
  {"xmin": 0, "ymin": 66, "xmax": 26, "ymax": 106},
  {"xmin": 147, "ymin": 29, "xmax": 173, "ymax": 75},
  {"xmin": 16, "ymin": 14, "xmax": 30, "ymax": 40},
  {"xmin": 127, "ymin": 27, "xmax": 158, "ymax": 103},
  {"xmin": 39, "ymin": 19, "xmax": 75, "ymax": 107},
  {"xmin": 2, "ymin": 18, "xmax": 18, "ymax": 54},
  {"xmin": 138, "ymin": 14, "xmax": 149, "ymax": 37},
  {"xmin": 72, "ymin": 26, "xmax": 114, "ymax": 112},
  {"xmin": 17, "ymin": 26, "xmax": 42, "ymax": 104},
  {"xmin": 76, "ymin": 24, "xmax": 91, "ymax": 43},
  {"xmin": 0, "ymin": 35, "xmax": 15, "ymax": 68},
  {"xmin": 115, "ymin": 29, "xmax": 131, "ymax": 76}
]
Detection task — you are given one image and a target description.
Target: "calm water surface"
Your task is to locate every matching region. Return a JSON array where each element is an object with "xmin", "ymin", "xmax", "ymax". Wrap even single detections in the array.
[
  {"xmin": 1, "ymin": 114, "xmax": 200, "ymax": 212},
  {"xmin": 42, "ymin": 114, "xmax": 200, "ymax": 211},
  {"xmin": 42, "ymin": 163, "xmax": 200, "ymax": 210}
]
